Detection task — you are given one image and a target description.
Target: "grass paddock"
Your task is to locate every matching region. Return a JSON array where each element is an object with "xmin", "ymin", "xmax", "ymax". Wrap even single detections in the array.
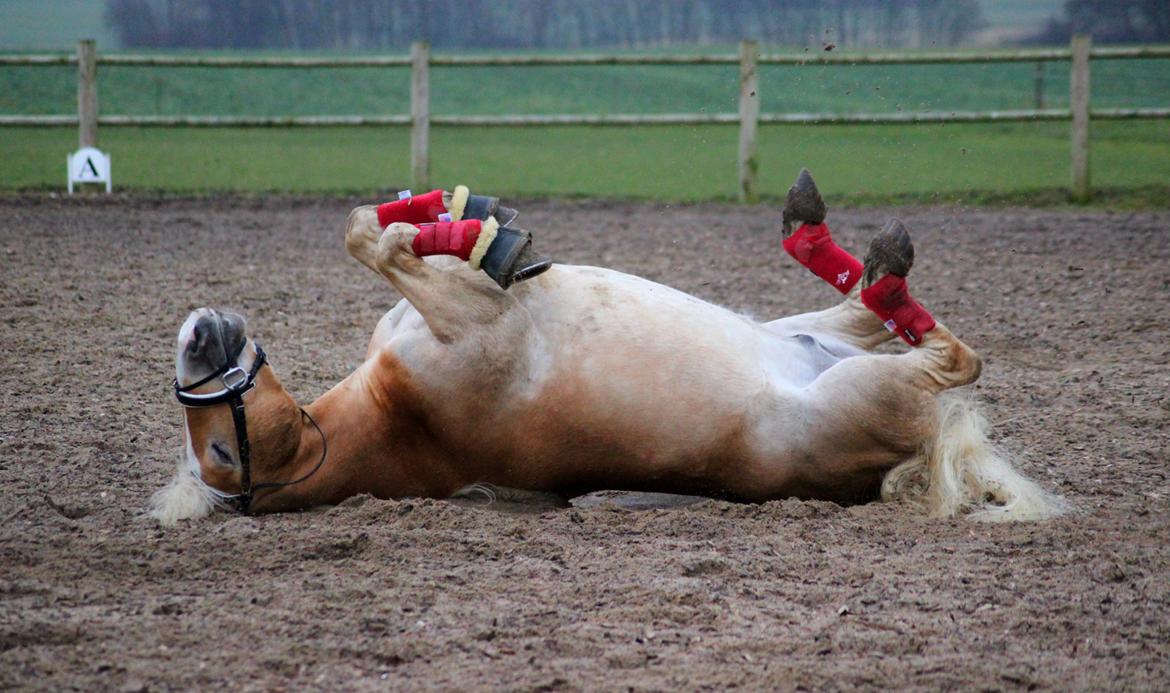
[{"xmin": 3, "ymin": 120, "xmax": 1169, "ymax": 204}]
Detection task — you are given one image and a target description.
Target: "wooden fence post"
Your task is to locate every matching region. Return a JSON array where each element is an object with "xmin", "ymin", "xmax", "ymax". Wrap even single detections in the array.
[
  {"xmin": 77, "ymin": 39, "xmax": 97, "ymax": 148},
  {"xmin": 737, "ymin": 40, "xmax": 759, "ymax": 203},
  {"xmin": 410, "ymin": 41, "xmax": 430, "ymax": 191},
  {"xmin": 1033, "ymin": 61, "xmax": 1045, "ymax": 110},
  {"xmin": 1069, "ymin": 35, "xmax": 1091, "ymax": 202}
]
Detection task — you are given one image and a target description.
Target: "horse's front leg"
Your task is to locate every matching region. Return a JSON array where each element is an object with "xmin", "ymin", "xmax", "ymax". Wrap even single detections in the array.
[{"xmin": 346, "ymin": 206, "xmax": 525, "ymax": 345}]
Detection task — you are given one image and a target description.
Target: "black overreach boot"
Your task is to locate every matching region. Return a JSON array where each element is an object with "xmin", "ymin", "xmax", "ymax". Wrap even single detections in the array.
[{"xmin": 461, "ymin": 194, "xmax": 520, "ymax": 227}]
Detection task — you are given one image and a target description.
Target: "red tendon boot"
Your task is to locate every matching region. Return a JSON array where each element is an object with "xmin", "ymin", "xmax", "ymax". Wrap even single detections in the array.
[
  {"xmin": 410, "ymin": 218, "xmax": 499, "ymax": 269},
  {"xmin": 780, "ymin": 168, "xmax": 862, "ymax": 294},
  {"xmin": 410, "ymin": 217, "xmax": 551, "ymax": 290},
  {"xmin": 860, "ymin": 275, "xmax": 936, "ymax": 346},
  {"xmin": 782, "ymin": 222, "xmax": 863, "ymax": 294},
  {"xmin": 377, "ymin": 186, "xmax": 471, "ymax": 227}
]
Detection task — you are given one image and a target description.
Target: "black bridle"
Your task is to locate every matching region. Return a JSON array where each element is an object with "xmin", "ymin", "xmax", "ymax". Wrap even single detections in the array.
[{"xmin": 173, "ymin": 323, "xmax": 327, "ymax": 514}]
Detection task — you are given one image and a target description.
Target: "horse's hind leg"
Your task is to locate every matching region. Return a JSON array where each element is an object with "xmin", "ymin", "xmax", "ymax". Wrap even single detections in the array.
[
  {"xmin": 768, "ymin": 212, "xmax": 939, "ymax": 353},
  {"xmin": 800, "ymin": 235, "xmax": 978, "ymax": 471},
  {"xmin": 798, "ymin": 320, "xmax": 981, "ymax": 479},
  {"xmin": 798, "ymin": 219, "xmax": 981, "ymax": 449},
  {"xmin": 792, "ymin": 223, "xmax": 1065, "ymax": 520},
  {"xmin": 766, "ymin": 222, "xmax": 908, "ymax": 352},
  {"xmin": 814, "ymin": 215, "xmax": 978, "ymax": 381},
  {"xmin": 765, "ymin": 169, "xmax": 895, "ymax": 350},
  {"xmin": 858, "ymin": 219, "xmax": 940, "ymax": 349},
  {"xmin": 764, "ymin": 290, "xmax": 893, "ymax": 351}
]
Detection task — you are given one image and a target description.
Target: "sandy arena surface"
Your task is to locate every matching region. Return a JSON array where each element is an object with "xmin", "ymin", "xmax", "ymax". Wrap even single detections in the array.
[{"xmin": 1, "ymin": 195, "xmax": 1168, "ymax": 691}]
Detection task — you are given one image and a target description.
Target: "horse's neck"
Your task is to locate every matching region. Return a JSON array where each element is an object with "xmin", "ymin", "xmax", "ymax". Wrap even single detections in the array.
[{"xmin": 253, "ymin": 349, "xmax": 461, "ymax": 512}]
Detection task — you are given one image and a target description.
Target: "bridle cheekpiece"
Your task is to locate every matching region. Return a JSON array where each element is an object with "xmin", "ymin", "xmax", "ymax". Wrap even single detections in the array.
[{"xmin": 172, "ymin": 320, "xmax": 326, "ymax": 514}]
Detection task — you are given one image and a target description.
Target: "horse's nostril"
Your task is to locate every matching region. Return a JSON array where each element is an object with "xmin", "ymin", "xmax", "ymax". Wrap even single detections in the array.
[{"xmin": 189, "ymin": 324, "xmax": 206, "ymax": 352}]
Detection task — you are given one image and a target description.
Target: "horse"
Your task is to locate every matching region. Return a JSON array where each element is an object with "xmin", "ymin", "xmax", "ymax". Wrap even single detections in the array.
[{"xmin": 152, "ymin": 171, "xmax": 1065, "ymax": 525}]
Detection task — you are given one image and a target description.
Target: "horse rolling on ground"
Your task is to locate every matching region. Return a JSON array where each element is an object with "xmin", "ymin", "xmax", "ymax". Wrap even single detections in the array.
[{"xmin": 154, "ymin": 171, "xmax": 1066, "ymax": 526}]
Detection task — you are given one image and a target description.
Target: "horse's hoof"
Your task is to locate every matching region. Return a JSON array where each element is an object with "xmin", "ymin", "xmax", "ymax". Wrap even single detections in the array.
[
  {"xmin": 782, "ymin": 168, "xmax": 827, "ymax": 235},
  {"xmin": 481, "ymin": 226, "xmax": 552, "ymax": 289},
  {"xmin": 862, "ymin": 218, "xmax": 915, "ymax": 288},
  {"xmin": 508, "ymin": 244, "xmax": 553, "ymax": 285}
]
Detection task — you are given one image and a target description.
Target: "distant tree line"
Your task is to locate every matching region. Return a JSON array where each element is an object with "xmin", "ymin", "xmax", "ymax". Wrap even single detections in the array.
[
  {"xmin": 1028, "ymin": 0, "xmax": 1170, "ymax": 44},
  {"xmin": 104, "ymin": 0, "xmax": 984, "ymax": 51}
]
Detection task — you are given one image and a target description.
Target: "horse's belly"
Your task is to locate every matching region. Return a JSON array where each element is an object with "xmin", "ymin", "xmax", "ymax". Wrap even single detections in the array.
[
  {"xmin": 504, "ymin": 268, "xmax": 836, "ymax": 482},
  {"xmin": 372, "ymin": 265, "xmax": 847, "ymax": 492}
]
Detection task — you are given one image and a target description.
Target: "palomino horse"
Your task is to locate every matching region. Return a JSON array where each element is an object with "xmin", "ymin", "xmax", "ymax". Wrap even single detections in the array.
[{"xmin": 153, "ymin": 171, "xmax": 1064, "ymax": 525}]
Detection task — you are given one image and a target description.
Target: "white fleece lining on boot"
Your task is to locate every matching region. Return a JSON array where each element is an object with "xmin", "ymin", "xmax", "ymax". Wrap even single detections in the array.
[
  {"xmin": 449, "ymin": 185, "xmax": 470, "ymax": 222},
  {"xmin": 468, "ymin": 217, "xmax": 499, "ymax": 270}
]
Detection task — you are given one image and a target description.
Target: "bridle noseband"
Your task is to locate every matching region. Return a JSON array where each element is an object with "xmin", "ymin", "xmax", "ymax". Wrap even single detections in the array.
[{"xmin": 173, "ymin": 322, "xmax": 327, "ymax": 514}]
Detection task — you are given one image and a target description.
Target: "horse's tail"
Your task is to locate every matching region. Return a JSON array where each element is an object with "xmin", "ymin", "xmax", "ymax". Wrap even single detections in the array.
[{"xmin": 881, "ymin": 393, "xmax": 1068, "ymax": 521}]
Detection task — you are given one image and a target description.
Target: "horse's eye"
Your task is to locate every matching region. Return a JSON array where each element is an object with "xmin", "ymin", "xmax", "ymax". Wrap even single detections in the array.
[{"xmin": 210, "ymin": 442, "xmax": 234, "ymax": 466}]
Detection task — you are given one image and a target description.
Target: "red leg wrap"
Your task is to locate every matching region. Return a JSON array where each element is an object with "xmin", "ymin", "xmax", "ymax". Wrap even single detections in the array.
[
  {"xmin": 376, "ymin": 189, "xmax": 447, "ymax": 227},
  {"xmin": 411, "ymin": 220, "xmax": 483, "ymax": 261},
  {"xmin": 782, "ymin": 223, "xmax": 863, "ymax": 294},
  {"xmin": 860, "ymin": 275, "xmax": 937, "ymax": 346}
]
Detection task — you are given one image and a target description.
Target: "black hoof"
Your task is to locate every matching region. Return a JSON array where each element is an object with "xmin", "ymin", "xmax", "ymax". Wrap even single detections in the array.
[
  {"xmin": 782, "ymin": 168, "xmax": 827, "ymax": 235},
  {"xmin": 481, "ymin": 226, "xmax": 552, "ymax": 290},
  {"xmin": 862, "ymin": 218, "xmax": 915, "ymax": 288},
  {"xmin": 464, "ymin": 194, "xmax": 520, "ymax": 227},
  {"xmin": 507, "ymin": 245, "xmax": 553, "ymax": 285}
]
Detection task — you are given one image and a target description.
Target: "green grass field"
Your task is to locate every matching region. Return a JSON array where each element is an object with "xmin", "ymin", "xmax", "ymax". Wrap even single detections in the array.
[
  {"xmin": 4, "ymin": 120, "xmax": 1168, "ymax": 204},
  {"xmin": 1, "ymin": 41, "xmax": 1168, "ymax": 202}
]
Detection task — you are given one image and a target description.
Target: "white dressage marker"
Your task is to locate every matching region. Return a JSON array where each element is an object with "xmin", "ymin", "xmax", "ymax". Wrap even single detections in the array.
[{"xmin": 68, "ymin": 147, "xmax": 111, "ymax": 194}]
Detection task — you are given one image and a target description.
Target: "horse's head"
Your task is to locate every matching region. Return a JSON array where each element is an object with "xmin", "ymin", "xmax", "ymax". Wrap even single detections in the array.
[{"xmin": 151, "ymin": 308, "xmax": 307, "ymax": 525}]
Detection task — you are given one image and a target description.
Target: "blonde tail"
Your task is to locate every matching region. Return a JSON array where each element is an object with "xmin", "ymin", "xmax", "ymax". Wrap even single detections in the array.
[{"xmin": 882, "ymin": 393, "xmax": 1068, "ymax": 521}]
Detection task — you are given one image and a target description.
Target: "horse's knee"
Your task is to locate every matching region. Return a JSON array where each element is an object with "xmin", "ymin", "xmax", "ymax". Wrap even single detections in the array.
[
  {"xmin": 345, "ymin": 205, "xmax": 383, "ymax": 270},
  {"xmin": 375, "ymin": 222, "xmax": 421, "ymax": 273}
]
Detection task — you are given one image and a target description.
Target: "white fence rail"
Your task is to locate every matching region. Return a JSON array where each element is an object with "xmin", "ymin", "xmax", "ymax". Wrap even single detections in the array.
[{"xmin": 3, "ymin": 40, "xmax": 1169, "ymax": 201}]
